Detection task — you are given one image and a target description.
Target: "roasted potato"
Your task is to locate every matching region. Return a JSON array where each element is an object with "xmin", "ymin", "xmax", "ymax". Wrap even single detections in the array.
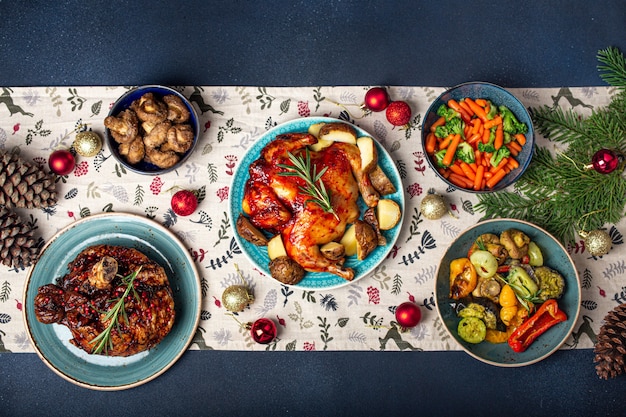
[
  {"xmin": 236, "ymin": 214, "xmax": 269, "ymax": 246},
  {"xmin": 369, "ymin": 165, "xmax": 397, "ymax": 195},
  {"xmin": 269, "ymin": 256, "xmax": 306, "ymax": 285},
  {"xmin": 267, "ymin": 234, "xmax": 287, "ymax": 260},
  {"xmin": 318, "ymin": 122, "xmax": 357, "ymax": 144},
  {"xmin": 340, "ymin": 224, "xmax": 357, "ymax": 257},
  {"xmin": 356, "ymin": 136, "xmax": 377, "ymax": 172},
  {"xmin": 354, "ymin": 220, "xmax": 377, "ymax": 260},
  {"xmin": 376, "ymin": 199, "xmax": 402, "ymax": 230},
  {"xmin": 363, "ymin": 207, "xmax": 386, "ymax": 246},
  {"xmin": 320, "ymin": 241, "xmax": 345, "ymax": 260}
]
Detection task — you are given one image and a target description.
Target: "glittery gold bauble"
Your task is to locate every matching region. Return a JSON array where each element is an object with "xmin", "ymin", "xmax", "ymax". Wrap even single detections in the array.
[
  {"xmin": 581, "ymin": 229, "xmax": 612, "ymax": 257},
  {"xmin": 222, "ymin": 285, "xmax": 254, "ymax": 312},
  {"xmin": 420, "ymin": 193, "xmax": 447, "ymax": 220},
  {"xmin": 73, "ymin": 131, "xmax": 102, "ymax": 157}
]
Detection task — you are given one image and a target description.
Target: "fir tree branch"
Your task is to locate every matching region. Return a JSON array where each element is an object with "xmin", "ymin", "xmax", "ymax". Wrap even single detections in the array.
[{"xmin": 597, "ymin": 46, "xmax": 626, "ymax": 87}]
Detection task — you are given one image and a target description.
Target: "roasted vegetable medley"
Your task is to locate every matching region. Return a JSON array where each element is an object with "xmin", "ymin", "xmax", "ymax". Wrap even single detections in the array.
[{"xmin": 448, "ymin": 228, "xmax": 567, "ymax": 352}]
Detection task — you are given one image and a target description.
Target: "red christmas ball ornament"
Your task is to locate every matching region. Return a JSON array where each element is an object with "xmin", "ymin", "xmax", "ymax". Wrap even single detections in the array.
[
  {"xmin": 250, "ymin": 318, "xmax": 277, "ymax": 344},
  {"xmin": 386, "ymin": 101, "xmax": 412, "ymax": 127},
  {"xmin": 591, "ymin": 148, "xmax": 620, "ymax": 174},
  {"xmin": 363, "ymin": 87, "xmax": 390, "ymax": 112},
  {"xmin": 395, "ymin": 302, "xmax": 422, "ymax": 328},
  {"xmin": 171, "ymin": 189, "xmax": 198, "ymax": 216},
  {"xmin": 48, "ymin": 149, "xmax": 75, "ymax": 175}
]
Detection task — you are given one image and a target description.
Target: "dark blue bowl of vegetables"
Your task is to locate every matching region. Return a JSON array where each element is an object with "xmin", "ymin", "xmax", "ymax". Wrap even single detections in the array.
[
  {"xmin": 421, "ymin": 82, "xmax": 534, "ymax": 193},
  {"xmin": 435, "ymin": 218, "xmax": 581, "ymax": 367}
]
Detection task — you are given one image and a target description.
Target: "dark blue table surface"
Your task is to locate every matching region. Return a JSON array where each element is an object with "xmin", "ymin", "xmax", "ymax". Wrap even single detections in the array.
[{"xmin": 2, "ymin": 1, "xmax": 626, "ymax": 416}]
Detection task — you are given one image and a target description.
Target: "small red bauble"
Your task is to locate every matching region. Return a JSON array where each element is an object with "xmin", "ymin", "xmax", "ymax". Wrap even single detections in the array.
[
  {"xmin": 364, "ymin": 87, "xmax": 390, "ymax": 112},
  {"xmin": 395, "ymin": 302, "xmax": 422, "ymax": 328},
  {"xmin": 591, "ymin": 148, "xmax": 620, "ymax": 174},
  {"xmin": 171, "ymin": 190, "xmax": 198, "ymax": 216},
  {"xmin": 386, "ymin": 101, "xmax": 412, "ymax": 126},
  {"xmin": 48, "ymin": 150, "xmax": 75, "ymax": 176},
  {"xmin": 250, "ymin": 318, "xmax": 277, "ymax": 344}
]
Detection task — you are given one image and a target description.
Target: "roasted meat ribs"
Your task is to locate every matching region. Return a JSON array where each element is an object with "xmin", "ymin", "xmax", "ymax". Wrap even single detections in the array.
[{"xmin": 34, "ymin": 244, "xmax": 175, "ymax": 356}]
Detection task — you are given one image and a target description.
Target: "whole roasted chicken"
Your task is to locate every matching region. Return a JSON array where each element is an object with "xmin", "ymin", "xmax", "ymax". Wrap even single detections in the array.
[
  {"xmin": 34, "ymin": 245, "xmax": 175, "ymax": 356},
  {"xmin": 242, "ymin": 132, "xmax": 380, "ymax": 281}
]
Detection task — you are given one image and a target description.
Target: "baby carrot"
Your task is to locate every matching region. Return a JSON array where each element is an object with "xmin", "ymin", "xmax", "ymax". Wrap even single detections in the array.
[
  {"xmin": 425, "ymin": 132, "xmax": 437, "ymax": 154},
  {"xmin": 507, "ymin": 157, "xmax": 520, "ymax": 170},
  {"xmin": 465, "ymin": 98, "xmax": 489, "ymax": 122},
  {"xmin": 486, "ymin": 168, "xmax": 507, "ymax": 188},
  {"xmin": 447, "ymin": 100, "xmax": 472, "ymax": 122},
  {"xmin": 448, "ymin": 162, "xmax": 465, "ymax": 176},
  {"xmin": 506, "ymin": 143, "xmax": 519, "ymax": 156},
  {"xmin": 473, "ymin": 165, "xmax": 485, "ymax": 190},
  {"xmin": 467, "ymin": 132, "xmax": 481, "ymax": 145},
  {"xmin": 483, "ymin": 115, "xmax": 502, "ymax": 130},
  {"xmin": 449, "ymin": 172, "xmax": 474, "ymax": 189},
  {"xmin": 474, "ymin": 149, "xmax": 482, "ymax": 166},
  {"xmin": 437, "ymin": 167, "xmax": 450, "ymax": 178},
  {"xmin": 490, "ymin": 157, "xmax": 509, "ymax": 173},
  {"xmin": 439, "ymin": 134, "xmax": 454, "ymax": 149},
  {"xmin": 442, "ymin": 134, "xmax": 461, "ymax": 167},
  {"xmin": 430, "ymin": 116, "xmax": 446, "ymax": 132},
  {"xmin": 475, "ymin": 98, "xmax": 488, "ymax": 107},
  {"xmin": 459, "ymin": 161, "xmax": 476, "ymax": 181},
  {"xmin": 458, "ymin": 100, "xmax": 474, "ymax": 117},
  {"xmin": 514, "ymin": 133, "xmax": 526, "ymax": 146},
  {"xmin": 494, "ymin": 123, "xmax": 504, "ymax": 150},
  {"xmin": 509, "ymin": 140, "xmax": 522, "ymax": 152},
  {"xmin": 481, "ymin": 127, "xmax": 490, "ymax": 144}
]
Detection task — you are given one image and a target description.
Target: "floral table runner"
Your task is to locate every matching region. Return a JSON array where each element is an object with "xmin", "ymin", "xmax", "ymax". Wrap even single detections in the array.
[{"xmin": 0, "ymin": 85, "xmax": 622, "ymax": 352}]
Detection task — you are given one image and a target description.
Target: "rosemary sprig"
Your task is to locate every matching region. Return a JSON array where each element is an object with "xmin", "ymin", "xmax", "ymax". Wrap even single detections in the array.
[
  {"xmin": 277, "ymin": 149, "xmax": 339, "ymax": 220},
  {"xmin": 89, "ymin": 266, "xmax": 142, "ymax": 354}
]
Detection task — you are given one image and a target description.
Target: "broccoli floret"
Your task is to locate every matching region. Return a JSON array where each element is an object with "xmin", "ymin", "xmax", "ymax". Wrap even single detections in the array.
[
  {"xmin": 434, "ymin": 125, "xmax": 450, "ymax": 139},
  {"xmin": 486, "ymin": 100, "xmax": 498, "ymax": 120},
  {"xmin": 499, "ymin": 105, "xmax": 528, "ymax": 135},
  {"xmin": 455, "ymin": 142, "xmax": 475, "ymax": 164},
  {"xmin": 477, "ymin": 128, "xmax": 496, "ymax": 153},
  {"xmin": 434, "ymin": 149, "xmax": 450, "ymax": 167},
  {"xmin": 489, "ymin": 146, "xmax": 511, "ymax": 167},
  {"xmin": 446, "ymin": 117, "xmax": 464, "ymax": 136},
  {"xmin": 436, "ymin": 104, "xmax": 458, "ymax": 121}
]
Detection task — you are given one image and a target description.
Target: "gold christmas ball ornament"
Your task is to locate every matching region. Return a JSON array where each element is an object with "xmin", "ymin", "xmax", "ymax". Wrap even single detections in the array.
[
  {"xmin": 221, "ymin": 285, "xmax": 254, "ymax": 312},
  {"xmin": 581, "ymin": 229, "xmax": 612, "ymax": 257},
  {"xmin": 420, "ymin": 193, "xmax": 448, "ymax": 220},
  {"xmin": 73, "ymin": 131, "xmax": 103, "ymax": 157}
]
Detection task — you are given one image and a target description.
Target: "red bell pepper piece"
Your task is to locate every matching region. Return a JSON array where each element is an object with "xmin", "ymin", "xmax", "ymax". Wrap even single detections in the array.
[{"xmin": 507, "ymin": 299, "xmax": 567, "ymax": 353}]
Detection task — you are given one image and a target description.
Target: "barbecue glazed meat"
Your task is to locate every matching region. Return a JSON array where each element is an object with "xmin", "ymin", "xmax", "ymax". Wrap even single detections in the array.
[
  {"xmin": 242, "ymin": 133, "xmax": 380, "ymax": 281},
  {"xmin": 34, "ymin": 245, "xmax": 175, "ymax": 356}
]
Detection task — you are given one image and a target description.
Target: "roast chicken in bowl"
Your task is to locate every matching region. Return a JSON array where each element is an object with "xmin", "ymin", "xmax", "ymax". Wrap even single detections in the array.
[{"xmin": 231, "ymin": 117, "xmax": 405, "ymax": 289}]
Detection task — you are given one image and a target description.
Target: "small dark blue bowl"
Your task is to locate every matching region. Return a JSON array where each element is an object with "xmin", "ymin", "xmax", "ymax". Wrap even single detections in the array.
[
  {"xmin": 422, "ymin": 82, "xmax": 534, "ymax": 193},
  {"xmin": 105, "ymin": 85, "xmax": 199, "ymax": 175}
]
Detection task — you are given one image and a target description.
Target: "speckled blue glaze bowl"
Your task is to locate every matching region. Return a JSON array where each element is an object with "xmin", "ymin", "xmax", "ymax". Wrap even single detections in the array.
[
  {"xmin": 230, "ymin": 117, "xmax": 405, "ymax": 290},
  {"xmin": 23, "ymin": 213, "xmax": 202, "ymax": 390},
  {"xmin": 105, "ymin": 85, "xmax": 199, "ymax": 175},
  {"xmin": 435, "ymin": 218, "xmax": 580, "ymax": 367},
  {"xmin": 422, "ymin": 82, "xmax": 534, "ymax": 193}
]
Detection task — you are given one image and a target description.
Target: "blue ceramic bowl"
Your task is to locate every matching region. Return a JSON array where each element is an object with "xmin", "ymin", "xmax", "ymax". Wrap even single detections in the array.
[
  {"xmin": 230, "ymin": 117, "xmax": 405, "ymax": 290},
  {"xmin": 422, "ymin": 82, "xmax": 534, "ymax": 193},
  {"xmin": 105, "ymin": 85, "xmax": 199, "ymax": 175},
  {"xmin": 435, "ymin": 218, "xmax": 580, "ymax": 367},
  {"xmin": 23, "ymin": 213, "xmax": 202, "ymax": 390}
]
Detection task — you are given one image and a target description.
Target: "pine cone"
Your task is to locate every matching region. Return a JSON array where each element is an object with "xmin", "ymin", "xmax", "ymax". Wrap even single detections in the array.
[
  {"xmin": 594, "ymin": 303, "xmax": 626, "ymax": 379},
  {"xmin": 0, "ymin": 205, "xmax": 41, "ymax": 268},
  {"xmin": 0, "ymin": 151, "xmax": 57, "ymax": 209}
]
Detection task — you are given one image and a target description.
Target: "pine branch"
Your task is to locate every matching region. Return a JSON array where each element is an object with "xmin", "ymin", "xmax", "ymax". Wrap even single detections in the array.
[
  {"xmin": 597, "ymin": 46, "xmax": 626, "ymax": 87},
  {"xmin": 529, "ymin": 105, "xmax": 588, "ymax": 145}
]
